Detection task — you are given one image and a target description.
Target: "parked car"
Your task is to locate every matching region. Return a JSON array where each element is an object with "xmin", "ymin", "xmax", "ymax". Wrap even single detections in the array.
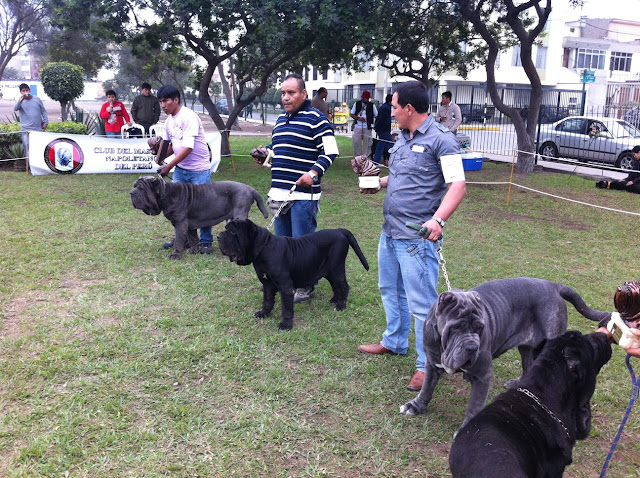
[
  {"xmin": 537, "ymin": 116, "xmax": 640, "ymax": 168},
  {"xmin": 215, "ymin": 99, "xmax": 229, "ymax": 115},
  {"xmin": 458, "ymin": 104, "xmax": 494, "ymax": 123}
]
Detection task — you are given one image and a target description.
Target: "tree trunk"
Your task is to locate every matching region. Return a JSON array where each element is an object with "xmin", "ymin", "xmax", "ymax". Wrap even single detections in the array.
[
  {"xmin": 200, "ymin": 64, "xmax": 230, "ymax": 156},
  {"xmin": 60, "ymin": 100, "xmax": 68, "ymax": 121}
]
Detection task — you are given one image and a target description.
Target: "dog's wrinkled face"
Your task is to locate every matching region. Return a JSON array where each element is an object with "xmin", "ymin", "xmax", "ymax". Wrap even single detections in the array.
[
  {"xmin": 217, "ymin": 219, "xmax": 259, "ymax": 266},
  {"xmin": 130, "ymin": 176, "xmax": 163, "ymax": 215},
  {"xmin": 436, "ymin": 290, "xmax": 485, "ymax": 373},
  {"xmin": 532, "ymin": 331, "xmax": 612, "ymax": 439}
]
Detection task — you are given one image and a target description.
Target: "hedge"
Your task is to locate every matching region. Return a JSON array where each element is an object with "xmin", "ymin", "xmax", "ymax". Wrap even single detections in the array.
[
  {"xmin": 0, "ymin": 122, "xmax": 22, "ymax": 149},
  {"xmin": 46, "ymin": 121, "xmax": 88, "ymax": 135}
]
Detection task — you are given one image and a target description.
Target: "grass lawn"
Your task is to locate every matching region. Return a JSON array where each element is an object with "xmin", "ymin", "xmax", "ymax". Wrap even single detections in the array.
[{"xmin": 1, "ymin": 135, "xmax": 640, "ymax": 477}]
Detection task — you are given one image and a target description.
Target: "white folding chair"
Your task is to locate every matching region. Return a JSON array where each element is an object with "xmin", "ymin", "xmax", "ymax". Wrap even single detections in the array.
[
  {"xmin": 149, "ymin": 123, "xmax": 164, "ymax": 138},
  {"xmin": 121, "ymin": 122, "xmax": 146, "ymax": 138}
]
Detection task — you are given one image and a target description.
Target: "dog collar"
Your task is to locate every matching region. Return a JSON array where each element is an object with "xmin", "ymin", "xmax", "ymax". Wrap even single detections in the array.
[{"xmin": 517, "ymin": 388, "xmax": 570, "ymax": 439}]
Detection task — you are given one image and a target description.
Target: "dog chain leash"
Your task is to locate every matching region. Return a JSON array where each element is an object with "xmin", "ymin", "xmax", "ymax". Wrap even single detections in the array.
[
  {"xmin": 517, "ymin": 388, "xmax": 570, "ymax": 438},
  {"xmin": 436, "ymin": 247, "xmax": 451, "ymax": 291},
  {"xmin": 266, "ymin": 184, "xmax": 296, "ymax": 230}
]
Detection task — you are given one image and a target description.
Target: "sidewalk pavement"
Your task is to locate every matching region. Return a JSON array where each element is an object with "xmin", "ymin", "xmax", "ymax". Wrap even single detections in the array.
[{"xmin": 482, "ymin": 152, "xmax": 627, "ymax": 182}]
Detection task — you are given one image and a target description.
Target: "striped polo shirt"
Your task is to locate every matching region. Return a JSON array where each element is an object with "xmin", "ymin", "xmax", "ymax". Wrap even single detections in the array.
[{"xmin": 267, "ymin": 100, "xmax": 337, "ymax": 201}]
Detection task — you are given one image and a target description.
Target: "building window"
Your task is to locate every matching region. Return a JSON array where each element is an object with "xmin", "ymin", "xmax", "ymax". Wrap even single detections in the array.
[
  {"xmin": 313, "ymin": 68, "xmax": 318, "ymax": 81},
  {"xmin": 576, "ymin": 48, "xmax": 606, "ymax": 70},
  {"xmin": 511, "ymin": 45, "xmax": 522, "ymax": 67},
  {"xmin": 535, "ymin": 46, "xmax": 547, "ymax": 69},
  {"xmin": 610, "ymin": 52, "xmax": 632, "ymax": 72},
  {"xmin": 322, "ymin": 70, "xmax": 328, "ymax": 80}
]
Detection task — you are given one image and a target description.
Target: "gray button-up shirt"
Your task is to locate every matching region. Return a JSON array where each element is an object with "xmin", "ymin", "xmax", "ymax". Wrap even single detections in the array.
[{"xmin": 382, "ymin": 115, "xmax": 460, "ymax": 239}]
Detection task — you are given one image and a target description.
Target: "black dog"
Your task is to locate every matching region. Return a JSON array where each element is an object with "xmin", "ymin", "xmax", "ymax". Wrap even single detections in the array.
[
  {"xmin": 449, "ymin": 330, "xmax": 611, "ymax": 478},
  {"xmin": 217, "ymin": 219, "xmax": 369, "ymax": 330}
]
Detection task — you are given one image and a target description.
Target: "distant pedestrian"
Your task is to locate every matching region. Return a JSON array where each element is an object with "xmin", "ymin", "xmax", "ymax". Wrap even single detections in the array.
[
  {"xmin": 373, "ymin": 94, "xmax": 393, "ymax": 164},
  {"xmin": 351, "ymin": 90, "xmax": 377, "ymax": 158},
  {"xmin": 311, "ymin": 87, "xmax": 329, "ymax": 118},
  {"xmin": 436, "ymin": 91, "xmax": 462, "ymax": 134},
  {"xmin": 131, "ymin": 82, "xmax": 161, "ymax": 135},
  {"xmin": 13, "ymin": 83, "xmax": 48, "ymax": 152},
  {"xmin": 99, "ymin": 90, "xmax": 131, "ymax": 138}
]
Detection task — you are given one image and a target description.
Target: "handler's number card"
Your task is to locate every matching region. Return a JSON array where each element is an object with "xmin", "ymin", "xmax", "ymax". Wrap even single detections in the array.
[{"xmin": 440, "ymin": 153, "xmax": 465, "ymax": 183}]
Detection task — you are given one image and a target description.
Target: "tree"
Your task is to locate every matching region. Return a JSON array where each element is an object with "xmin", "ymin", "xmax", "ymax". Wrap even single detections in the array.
[
  {"xmin": 363, "ymin": 0, "xmax": 484, "ymax": 90},
  {"xmin": 0, "ymin": 0, "xmax": 50, "ymax": 81},
  {"xmin": 38, "ymin": 28, "xmax": 111, "ymax": 79},
  {"xmin": 452, "ymin": 0, "xmax": 584, "ymax": 174},
  {"xmin": 102, "ymin": 0, "xmax": 376, "ymax": 153},
  {"xmin": 40, "ymin": 61, "xmax": 84, "ymax": 120}
]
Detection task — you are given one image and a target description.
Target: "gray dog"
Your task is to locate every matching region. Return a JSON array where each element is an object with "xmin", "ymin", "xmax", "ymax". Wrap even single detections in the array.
[
  {"xmin": 130, "ymin": 176, "xmax": 268, "ymax": 259},
  {"xmin": 399, "ymin": 277, "xmax": 610, "ymax": 432}
]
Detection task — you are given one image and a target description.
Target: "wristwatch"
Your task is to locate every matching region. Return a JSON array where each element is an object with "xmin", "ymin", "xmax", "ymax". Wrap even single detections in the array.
[
  {"xmin": 309, "ymin": 171, "xmax": 319, "ymax": 184},
  {"xmin": 433, "ymin": 216, "xmax": 446, "ymax": 228}
]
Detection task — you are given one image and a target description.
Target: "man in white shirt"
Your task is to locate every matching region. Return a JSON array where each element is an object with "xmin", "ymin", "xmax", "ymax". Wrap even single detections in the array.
[{"xmin": 436, "ymin": 91, "xmax": 462, "ymax": 134}]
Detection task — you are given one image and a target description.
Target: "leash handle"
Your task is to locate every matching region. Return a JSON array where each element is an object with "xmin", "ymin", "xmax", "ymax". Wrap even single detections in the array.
[
  {"xmin": 405, "ymin": 221, "xmax": 431, "ymax": 238},
  {"xmin": 267, "ymin": 184, "xmax": 296, "ymax": 230}
]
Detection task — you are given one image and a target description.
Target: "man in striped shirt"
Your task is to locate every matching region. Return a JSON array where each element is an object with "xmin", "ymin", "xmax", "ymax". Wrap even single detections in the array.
[{"xmin": 257, "ymin": 73, "xmax": 338, "ymax": 302}]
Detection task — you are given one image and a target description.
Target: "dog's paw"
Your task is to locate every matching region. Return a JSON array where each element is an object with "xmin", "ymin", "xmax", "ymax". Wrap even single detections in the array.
[
  {"xmin": 168, "ymin": 252, "xmax": 183, "ymax": 260},
  {"xmin": 255, "ymin": 309, "xmax": 269, "ymax": 318},
  {"xmin": 333, "ymin": 300, "xmax": 347, "ymax": 311},
  {"xmin": 399, "ymin": 401, "xmax": 421, "ymax": 416},
  {"xmin": 278, "ymin": 321, "xmax": 293, "ymax": 331}
]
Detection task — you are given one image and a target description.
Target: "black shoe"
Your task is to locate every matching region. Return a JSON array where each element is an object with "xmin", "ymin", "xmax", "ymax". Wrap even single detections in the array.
[
  {"xmin": 294, "ymin": 286, "xmax": 314, "ymax": 303},
  {"xmin": 200, "ymin": 243, "xmax": 213, "ymax": 254},
  {"xmin": 162, "ymin": 240, "xmax": 174, "ymax": 249}
]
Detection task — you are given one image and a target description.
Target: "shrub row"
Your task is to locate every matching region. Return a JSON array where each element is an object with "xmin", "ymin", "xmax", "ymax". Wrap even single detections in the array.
[{"xmin": 0, "ymin": 121, "xmax": 88, "ymax": 150}]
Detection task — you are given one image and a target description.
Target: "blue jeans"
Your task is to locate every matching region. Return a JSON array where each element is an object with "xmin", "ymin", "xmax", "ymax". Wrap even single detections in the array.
[
  {"xmin": 172, "ymin": 167, "xmax": 213, "ymax": 244},
  {"xmin": 374, "ymin": 131, "xmax": 393, "ymax": 164},
  {"xmin": 274, "ymin": 200, "xmax": 318, "ymax": 238},
  {"xmin": 378, "ymin": 233, "xmax": 441, "ymax": 372},
  {"xmin": 106, "ymin": 132, "xmax": 121, "ymax": 139}
]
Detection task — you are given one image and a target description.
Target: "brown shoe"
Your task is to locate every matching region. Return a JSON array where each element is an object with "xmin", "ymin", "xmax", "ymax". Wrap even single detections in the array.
[
  {"xmin": 358, "ymin": 343, "xmax": 395, "ymax": 355},
  {"xmin": 407, "ymin": 370, "xmax": 425, "ymax": 391}
]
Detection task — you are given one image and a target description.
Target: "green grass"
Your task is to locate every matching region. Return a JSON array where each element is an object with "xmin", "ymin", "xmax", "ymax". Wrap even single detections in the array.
[{"xmin": 1, "ymin": 135, "xmax": 640, "ymax": 477}]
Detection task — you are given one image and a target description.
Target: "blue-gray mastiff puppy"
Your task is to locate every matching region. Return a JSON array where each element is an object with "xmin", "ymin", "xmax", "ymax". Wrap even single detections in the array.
[
  {"xmin": 130, "ymin": 176, "xmax": 268, "ymax": 259},
  {"xmin": 399, "ymin": 277, "xmax": 611, "ymax": 432}
]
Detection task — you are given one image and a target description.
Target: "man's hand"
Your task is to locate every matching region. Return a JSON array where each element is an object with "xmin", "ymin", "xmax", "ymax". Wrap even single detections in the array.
[
  {"xmin": 359, "ymin": 175, "xmax": 387, "ymax": 194},
  {"xmin": 422, "ymin": 219, "xmax": 443, "ymax": 242},
  {"xmin": 626, "ymin": 328, "xmax": 640, "ymax": 358},
  {"xmin": 296, "ymin": 171, "xmax": 316, "ymax": 187},
  {"xmin": 158, "ymin": 165, "xmax": 170, "ymax": 177}
]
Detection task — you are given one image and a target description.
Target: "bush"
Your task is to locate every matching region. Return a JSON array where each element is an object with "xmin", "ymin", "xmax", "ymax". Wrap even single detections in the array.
[
  {"xmin": 0, "ymin": 122, "xmax": 22, "ymax": 149},
  {"xmin": 47, "ymin": 121, "xmax": 88, "ymax": 135}
]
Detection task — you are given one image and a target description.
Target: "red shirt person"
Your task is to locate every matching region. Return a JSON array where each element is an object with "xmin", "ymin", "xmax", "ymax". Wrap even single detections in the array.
[{"xmin": 99, "ymin": 90, "xmax": 131, "ymax": 138}]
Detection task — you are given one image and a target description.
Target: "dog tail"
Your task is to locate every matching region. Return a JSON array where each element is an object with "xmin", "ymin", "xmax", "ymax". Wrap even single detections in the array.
[
  {"xmin": 341, "ymin": 229, "xmax": 369, "ymax": 271},
  {"xmin": 252, "ymin": 190, "xmax": 269, "ymax": 218},
  {"xmin": 560, "ymin": 285, "xmax": 611, "ymax": 323}
]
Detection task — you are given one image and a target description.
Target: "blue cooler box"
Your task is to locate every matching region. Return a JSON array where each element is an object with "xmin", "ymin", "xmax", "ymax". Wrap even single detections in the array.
[{"xmin": 461, "ymin": 152, "xmax": 483, "ymax": 171}]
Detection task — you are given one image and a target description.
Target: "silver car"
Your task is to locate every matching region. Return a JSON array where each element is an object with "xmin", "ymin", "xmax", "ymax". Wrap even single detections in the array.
[{"xmin": 537, "ymin": 116, "xmax": 640, "ymax": 169}]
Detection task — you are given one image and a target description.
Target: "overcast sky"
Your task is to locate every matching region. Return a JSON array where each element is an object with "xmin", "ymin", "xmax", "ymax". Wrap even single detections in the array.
[{"xmin": 559, "ymin": 0, "xmax": 640, "ymax": 23}]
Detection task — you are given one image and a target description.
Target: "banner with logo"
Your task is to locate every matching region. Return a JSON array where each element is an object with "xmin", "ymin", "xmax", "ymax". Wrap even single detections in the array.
[{"xmin": 28, "ymin": 132, "xmax": 222, "ymax": 176}]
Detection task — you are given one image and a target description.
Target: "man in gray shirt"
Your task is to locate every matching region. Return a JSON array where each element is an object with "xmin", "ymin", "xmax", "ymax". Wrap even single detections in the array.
[
  {"xmin": 14, "ymin": 83, "xmax": 48, "ymax": 152},
  {"xmin": 358, "ymin": 81, "xmax": 466, "ymax": 392}
]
